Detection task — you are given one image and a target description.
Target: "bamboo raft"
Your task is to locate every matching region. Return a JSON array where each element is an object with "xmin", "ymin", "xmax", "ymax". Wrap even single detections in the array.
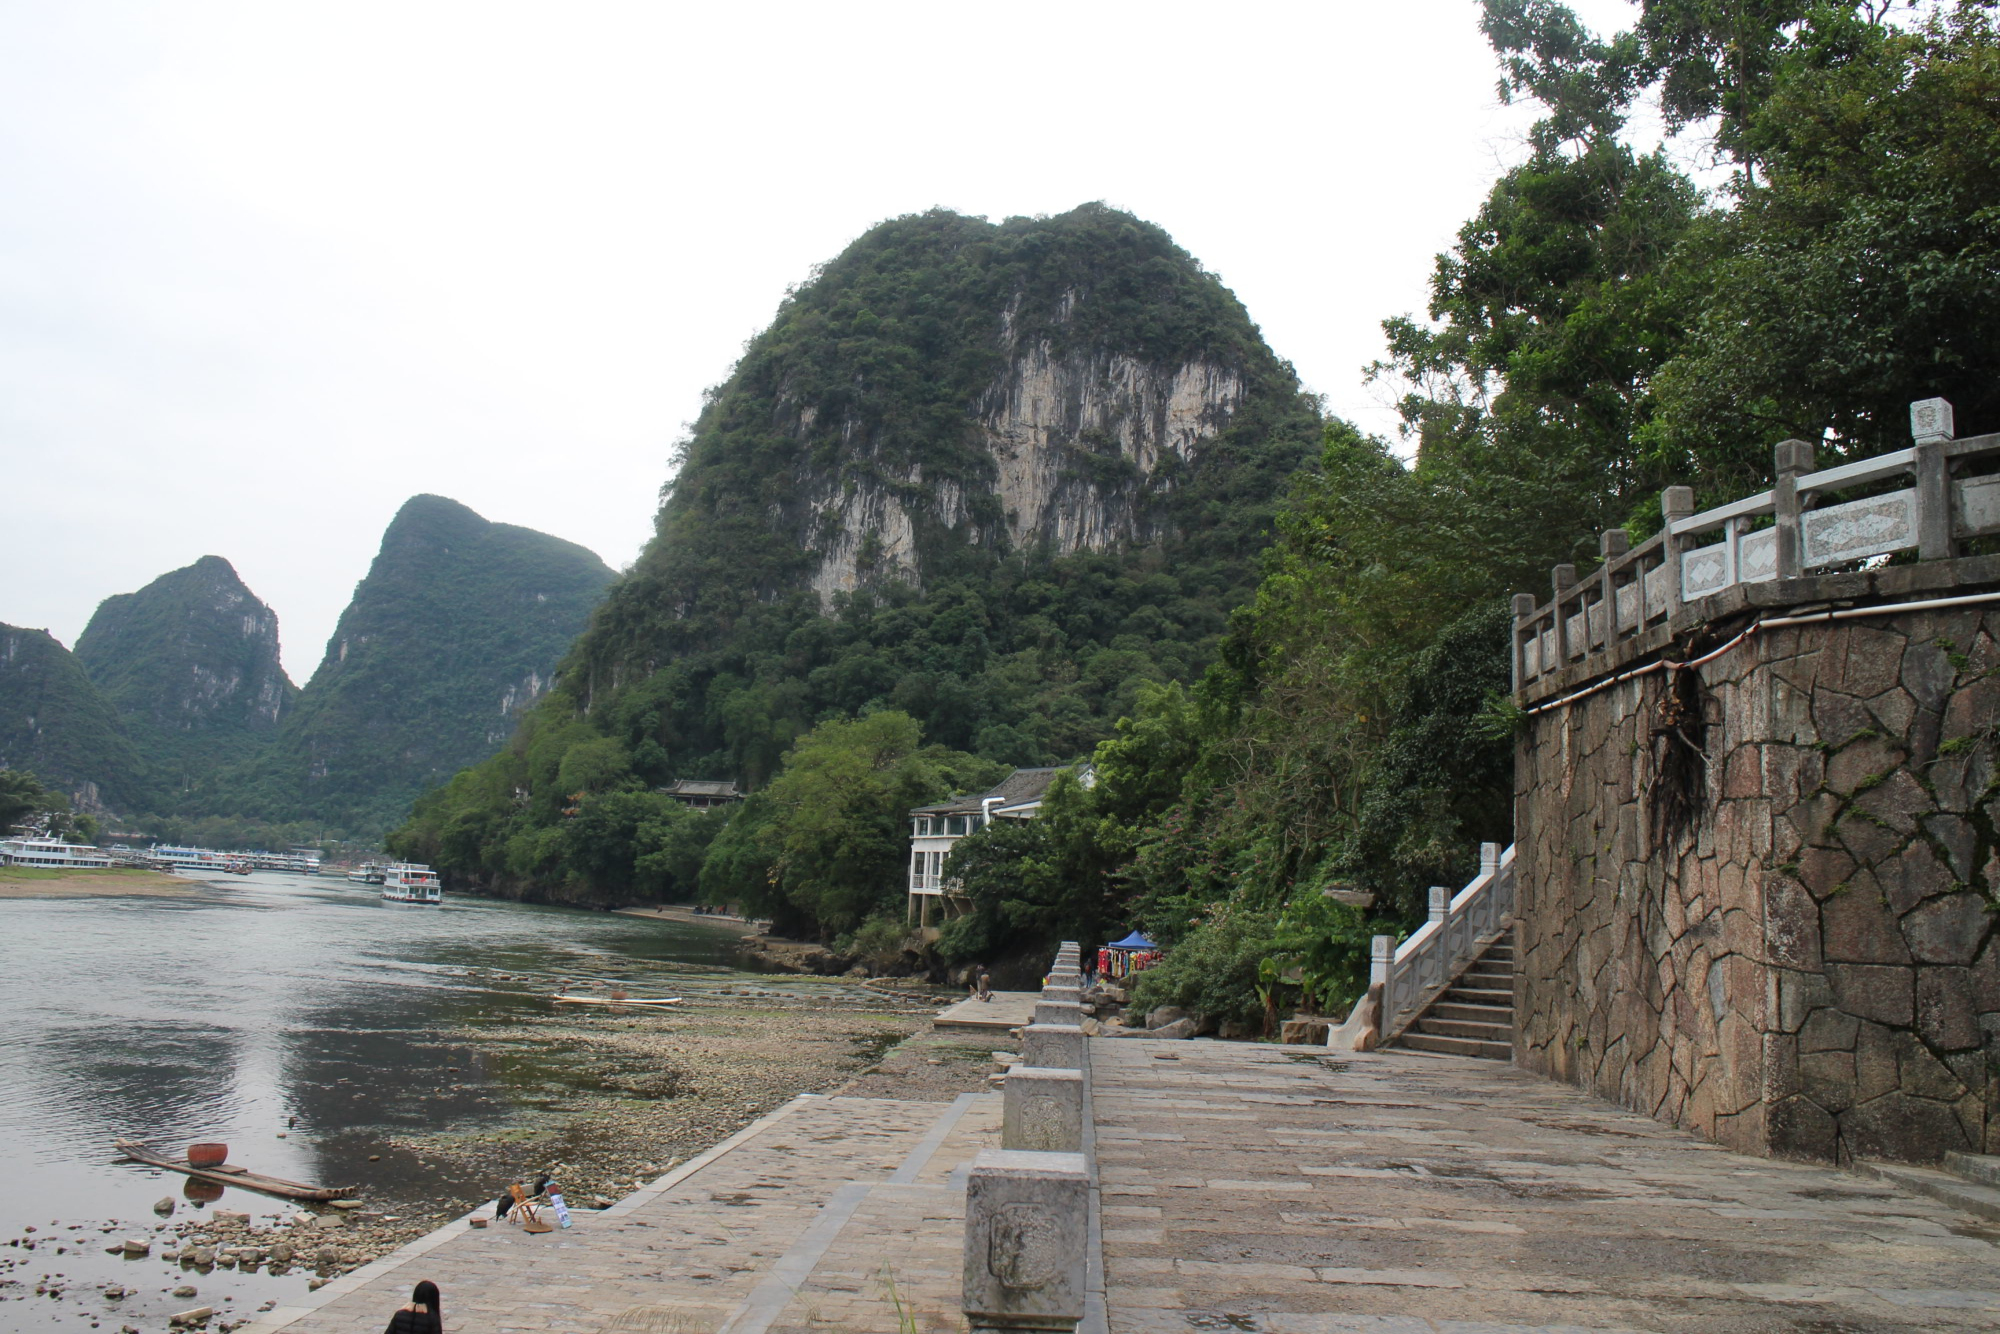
[
  {"xmin": 550, "ymin": 993, "xmax": 683, "ymax": 1006},
  {"xmin": 114, "ymin": 1139, "xmax": 357, "ymax": 1202}
]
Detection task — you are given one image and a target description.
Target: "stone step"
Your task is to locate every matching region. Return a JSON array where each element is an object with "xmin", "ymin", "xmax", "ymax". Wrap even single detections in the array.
[
  {"xmin": 1413, "ymin": 1016, "xmax": 1511, "ymax": 1041},
  {"xmin": 1857, "ymin": 1160, "xmax": 2000, "ymax": 1224},
  {"xmin": 1460, "ymin": 965, "xmax": 1514, "ymax": 984},
  {"xmin": 1478, "ymin": 947, "xmax": 1516, "ymax": 963},
  {"xmin": 1428, "ymin": 1001, "xmax": 1513, "ymax": 1024},
  {"xmin": 1945, "ymin": 1152, "xmax": 2000, "ymax": 1188},
  {"xmin": 1400, "ymin": 1032, "xmax": 1513, "ymax": 1060},
  {"xmin": 1442, "ymin": 984, "xmax": 1513, "ymax": 1006}
]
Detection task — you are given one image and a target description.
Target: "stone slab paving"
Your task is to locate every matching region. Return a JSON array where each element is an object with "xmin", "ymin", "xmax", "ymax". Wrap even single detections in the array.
[
  {"xmin": 246, "ymin": 1091, "xmax": 1000, "ymax": 1334},
  {"xmin": 933, "ymin": 990, "xmax": 1040, "ymax": 1032},
  {"xmin": 1094, "ymin": 1039, "xmax": 2000, "ymax": 1333}
]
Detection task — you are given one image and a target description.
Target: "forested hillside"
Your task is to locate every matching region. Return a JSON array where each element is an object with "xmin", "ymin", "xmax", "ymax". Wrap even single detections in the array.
[
  {"xmin": 247, "ymin": 495, "xmax": 616, "ymax": 833},
  {"xmin": 74, "ymin": 555, "xmax": 296, "ymax": 805},
  {"xmin": 0, "ymin": 624, "xmax": 148, "ymax": 810},
  {"xmin": 393, "ymin": 205, "xmax": 1324, "ymax": 907},
  {"xmin": 935, "ymin": 0, "xmax": 2000, "ymax": 1021},
  {"xmin": 400, "ymin": 1, "xmax": 2000, "ymax": 1019}
]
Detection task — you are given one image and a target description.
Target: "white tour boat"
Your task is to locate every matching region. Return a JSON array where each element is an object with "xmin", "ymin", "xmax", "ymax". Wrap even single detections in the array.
[
  {"xmin": 381, "ymin": 863, "xmax": 443, "ymax": 904},
  {"xmin": 346, "ymin": 862, "xmax": 386, "ymax": 884},
  {"xmin": 0, "ymin": 838, "xmax": 115, "ymax": 869}
]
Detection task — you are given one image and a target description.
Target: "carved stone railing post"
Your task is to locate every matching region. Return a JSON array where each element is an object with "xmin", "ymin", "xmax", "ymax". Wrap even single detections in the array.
[
  {"xmin": 1370, "ymin": 935, "xmax": 1394, "ymax": 1037},
  {"xmin": 1912, "ymin": 397, "xmax": 1956, "ymax": 561},
  {"xmin": 1661, "ymin": 485, "xmax": 1694, "ymax": 608},
  {"xmin": 1511, "ymin": 592, "xmax": 1538, "ymax": 689},
  {"xmin": 1772, "ymin": 439, "xmax": 1813, "ymax": 580},
  {"xmin": 1480, "ymin": 842, "xmax": 1501, "ymax": 877},
  {"xmin": 1598, "ymin": 529, "xmax": 1629, "ymax": 645},
  {"xmin": 963, "ymin": 1149, "xmax": 1089, "ymax": 1333},
  {"xmin": 1551, "ymin": 564, "xmax": 1577, "ymax": 665},
  {"xmin": 1034, "ymin": 999, "xmax": 1084, "ymax": 1027},
  {"xmin": 1002, "ymin": 1067, "xmax": 1084, "ymax": 1154},
  {"xmin": 1023, "ymin": 1023, "xmax": 1086, "ymax": 1071}
]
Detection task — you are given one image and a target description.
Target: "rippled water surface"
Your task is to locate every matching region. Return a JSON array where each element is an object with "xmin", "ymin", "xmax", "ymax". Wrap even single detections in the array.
[{"xmin": 0, "ymin": 871, "xmax": 745, "ymax": 1329}]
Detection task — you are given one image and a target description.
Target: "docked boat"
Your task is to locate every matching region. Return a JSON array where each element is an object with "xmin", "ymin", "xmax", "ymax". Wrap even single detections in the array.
[
  {"xmin": 0, "ymin": 837, "xmax": 115, "ymax": 869},
  {"xmin": 381, "ymin": 863, "xmax": 442, "ymax": 904},
  {"xmin": 146, "ymin": 844, "xmax": 231, "ymax": 874}
]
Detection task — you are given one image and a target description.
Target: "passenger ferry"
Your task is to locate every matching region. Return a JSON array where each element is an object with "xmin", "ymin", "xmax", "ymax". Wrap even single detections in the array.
[
  {"xmin": 381, "ymin": 863, "xmax": 443, "ymax": 904},
  {"xmin": 0, "ymin": 838, "xmax": 115, "ymax": 869},
  {"xmin": 346, "ymin": 862, "xmax": 386, "ymax": 884},
  {"xmin": 147, "ymin": 844, "xmax": 231, "ymax": 874}
]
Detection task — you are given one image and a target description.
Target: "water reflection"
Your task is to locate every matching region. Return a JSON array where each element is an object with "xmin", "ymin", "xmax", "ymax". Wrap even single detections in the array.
[{"xmin": 0, "ymin": 874, "xmax": 740, "ymax": 1225}]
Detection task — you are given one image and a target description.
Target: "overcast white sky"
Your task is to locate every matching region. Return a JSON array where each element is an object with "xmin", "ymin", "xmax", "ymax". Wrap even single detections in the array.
[{"xmin": 0, "ymin": 0, "xmax": 1650, "ymax": 680}]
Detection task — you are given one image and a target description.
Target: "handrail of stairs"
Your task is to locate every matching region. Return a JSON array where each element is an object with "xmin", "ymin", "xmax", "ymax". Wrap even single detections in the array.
[{"xmin": 1371, "ymin": 842, "xmax": 1515, "ymax": 1046}]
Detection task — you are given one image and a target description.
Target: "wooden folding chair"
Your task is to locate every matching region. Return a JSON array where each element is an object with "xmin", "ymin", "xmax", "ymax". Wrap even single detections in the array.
[{"xmin": 509, "ymin": 1182, "xmax": 554, "ymax": 1233}]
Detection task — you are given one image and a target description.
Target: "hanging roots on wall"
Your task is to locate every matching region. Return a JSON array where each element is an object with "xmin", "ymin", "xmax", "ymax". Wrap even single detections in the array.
[{"xmin": 1651, "ymin": 660, "xmax": 1712, "ymax": 846}]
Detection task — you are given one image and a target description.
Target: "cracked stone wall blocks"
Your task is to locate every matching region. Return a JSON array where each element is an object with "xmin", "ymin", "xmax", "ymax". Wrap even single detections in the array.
[{"xmin": 1517, "ymin": 564, "xmax": 2000, "ymax": 1163}]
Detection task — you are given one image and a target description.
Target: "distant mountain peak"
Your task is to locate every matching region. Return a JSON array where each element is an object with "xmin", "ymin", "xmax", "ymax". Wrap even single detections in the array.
[{"xmin": 64, "ymin": 559, "xmax": 295, "ymax": 806}]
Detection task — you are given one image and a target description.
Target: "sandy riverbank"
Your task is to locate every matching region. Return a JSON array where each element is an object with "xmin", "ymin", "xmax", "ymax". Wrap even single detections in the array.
[{"xmin": 0, "ymin": 866, "xmax": 196, "ymax": 898}]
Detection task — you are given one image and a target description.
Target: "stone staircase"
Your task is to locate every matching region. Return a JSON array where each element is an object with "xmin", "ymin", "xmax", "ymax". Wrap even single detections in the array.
[
  {"xmin": 1859, "ymin": 1151, "xmax": 2000, "ymax": 1224},
  {"xmin": 1398, "ymin": 930, "xmax": 1515, "ymax": 1059}
]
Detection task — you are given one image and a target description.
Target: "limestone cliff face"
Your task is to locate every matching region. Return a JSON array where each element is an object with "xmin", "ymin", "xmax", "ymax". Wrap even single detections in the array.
[{"xmin": 800, "ymin": 319, "xmax": 1249, "ymax": 605}]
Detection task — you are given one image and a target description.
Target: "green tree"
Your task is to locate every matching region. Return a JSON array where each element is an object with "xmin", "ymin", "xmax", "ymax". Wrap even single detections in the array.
[{"xmin": 701, "ymin": 712, "xmax": 1003, "ymax": 939}]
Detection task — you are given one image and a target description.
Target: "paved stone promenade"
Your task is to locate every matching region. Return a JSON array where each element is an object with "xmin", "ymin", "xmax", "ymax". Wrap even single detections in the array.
[
  {"xmin": 250, "ymin": 1039, "xmax": 2000, "ymax": 1334},
  {"xmin": 248, "ymin": 1091, "xmax": 997, "ymax": 1334},
  {"xmin": 1095, "ymin": 1040, "xmax": 2000, "ymax": 1333}
]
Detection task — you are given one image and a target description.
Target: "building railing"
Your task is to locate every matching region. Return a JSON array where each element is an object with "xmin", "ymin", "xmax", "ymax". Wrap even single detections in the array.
[
  {"xmin": 1370, "ymin": 842, "xmax": 1514, "ymax": 1045},
  {"xmin": 1514, "ymin": 398, "xmax": 2000, "ymax": 690}
]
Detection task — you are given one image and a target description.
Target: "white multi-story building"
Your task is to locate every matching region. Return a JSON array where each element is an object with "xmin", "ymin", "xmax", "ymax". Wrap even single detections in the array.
[{"xmin": 905, "ymin": 765, "xmax": 1090, "ymax": 930}]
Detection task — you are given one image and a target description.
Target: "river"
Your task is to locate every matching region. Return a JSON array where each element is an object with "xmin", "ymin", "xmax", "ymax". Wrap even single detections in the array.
[{"xmin": 0, "ymin": 869, "xmax": 766, "ymax": 1331}]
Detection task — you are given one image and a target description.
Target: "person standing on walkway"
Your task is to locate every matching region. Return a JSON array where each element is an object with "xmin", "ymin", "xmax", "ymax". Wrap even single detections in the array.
[{"xmin": 384, "ymin": 1280, "xmax": 443, "ymax": 1334}]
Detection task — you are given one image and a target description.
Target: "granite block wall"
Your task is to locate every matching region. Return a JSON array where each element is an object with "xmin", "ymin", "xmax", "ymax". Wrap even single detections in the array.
[{"xmin": 1515, "ymin": 578, "xmax": 2000, "ymax": 1162}]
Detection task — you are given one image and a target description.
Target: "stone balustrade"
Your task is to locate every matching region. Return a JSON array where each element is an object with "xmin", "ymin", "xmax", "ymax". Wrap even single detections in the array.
[
  {"xmin": 966, "ymin": 944, "xmax": 1096, "ymax": 1330},
  {"xmin": 1514, "ymin": 398, "xmax": 2000, "ymax": 691},
  {"xmin": 1368, "ymin": 842, "xmax": 1514, "ymax": 1045}
]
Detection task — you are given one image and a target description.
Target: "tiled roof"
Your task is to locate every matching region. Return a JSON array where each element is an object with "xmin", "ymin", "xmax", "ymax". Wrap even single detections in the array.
[
  {"xmin": 909, "ymin": 766, "xmax": 1075, "ymax": 817},
  {"xmin": 663, "ymin": 779, "xmax": 742, "ymax": 798}
]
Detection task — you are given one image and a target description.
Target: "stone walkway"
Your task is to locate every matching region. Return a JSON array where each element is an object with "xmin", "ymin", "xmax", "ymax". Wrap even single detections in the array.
[
  {"xmin": 249, "ymin": 1039, "xmax": 2000, "ymax": 1334},
  {"xmin": 248, "ymin": 1091, "xmax": 999, "ymax": 1334},
  {"xmin": 1093, "ymin": 1039, "xmax": 2000, "ymax": 1333},
  {"xmin": 932, "ymin": 991, "xmax": 1040, "ymax": 1033}
]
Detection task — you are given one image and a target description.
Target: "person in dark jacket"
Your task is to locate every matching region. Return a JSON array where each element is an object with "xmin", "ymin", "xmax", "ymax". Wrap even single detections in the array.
[{"xmin": 384, "ymin": 1279, "xmax": 442, "ymax": 1334}]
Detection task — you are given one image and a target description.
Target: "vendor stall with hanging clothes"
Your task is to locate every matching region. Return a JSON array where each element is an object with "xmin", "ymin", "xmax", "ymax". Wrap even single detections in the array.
[{"xmin": 1098, "ymin": 930, "xmax": 1160, "ymax": 980}]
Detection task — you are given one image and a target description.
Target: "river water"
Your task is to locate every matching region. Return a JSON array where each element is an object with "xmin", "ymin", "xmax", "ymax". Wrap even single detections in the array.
[{"xmin": 0, "ymin": 870, "xmax": 751, "ymax": 1330}]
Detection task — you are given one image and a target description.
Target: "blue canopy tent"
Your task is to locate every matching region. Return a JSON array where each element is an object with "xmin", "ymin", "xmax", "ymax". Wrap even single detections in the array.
[{"xmin": 1099, "ymin": 930, "xmax": 1160, "ymax": 980}]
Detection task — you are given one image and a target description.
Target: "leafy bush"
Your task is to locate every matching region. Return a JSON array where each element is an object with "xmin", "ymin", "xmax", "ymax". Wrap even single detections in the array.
[{"xmin": 1127, "ymin": 906, "xmax": 1283, "ymax": 1032}]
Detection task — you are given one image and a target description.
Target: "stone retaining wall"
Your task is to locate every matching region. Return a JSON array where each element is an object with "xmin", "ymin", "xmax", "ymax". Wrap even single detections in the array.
[{"xmin": 1514, "ymin": 555, "xmax": 2000, "ymax": 1162}]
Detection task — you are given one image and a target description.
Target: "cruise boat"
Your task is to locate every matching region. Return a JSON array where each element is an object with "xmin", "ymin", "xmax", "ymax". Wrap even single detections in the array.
[
  {"xmin": 346, "ymin": 862, "xmax": 386, "ymax": 884},
  {"xmin": 381, "ymin": 863, "xmax": 442, "ymax": 904},
  {"xmin": 147, "ymin": 844, "xmax": 231, "ymax": 874},
  {"xmin": 0, "ymin": 838, "xmax": 115, "ymax": 869}
]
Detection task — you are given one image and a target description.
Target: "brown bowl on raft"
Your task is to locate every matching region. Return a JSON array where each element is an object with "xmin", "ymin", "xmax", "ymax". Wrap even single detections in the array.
[{"xmin": 187, "ymin": 1143, "xmax": 229, "ymax": 1168}]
